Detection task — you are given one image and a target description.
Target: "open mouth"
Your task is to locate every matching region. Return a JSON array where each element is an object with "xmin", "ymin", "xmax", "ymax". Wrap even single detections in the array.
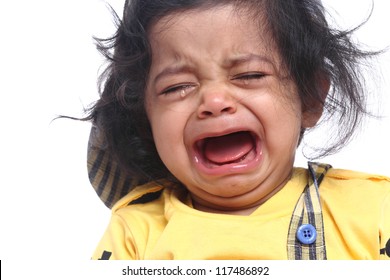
[{"xmin": 193, "ymin": 131, "xmax": 261, "ymax": 174}]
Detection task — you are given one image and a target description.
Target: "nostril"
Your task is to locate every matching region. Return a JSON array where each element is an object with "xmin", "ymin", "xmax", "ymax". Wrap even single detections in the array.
[
  {"xmin": 221, "ymin": 106, "xmax": 235, "ymax": 114},
  {"xmin": 200, "ymin": 111, "xmax": 213, "ymax": 117}
]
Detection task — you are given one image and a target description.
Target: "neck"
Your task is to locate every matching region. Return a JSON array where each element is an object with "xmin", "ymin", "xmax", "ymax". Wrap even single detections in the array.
[{"xmin": 192, "ymin": 200, "xmax": 259, "ymax": 216}]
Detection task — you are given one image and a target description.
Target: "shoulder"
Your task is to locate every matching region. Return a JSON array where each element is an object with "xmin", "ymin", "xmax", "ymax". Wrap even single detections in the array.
[
  {"xmin": 91, "ymin": 180, "xmax": 181, "ymax": 260},
  {"xmin": 320, "ymin": 167, "xmax": 390, "ymax": 208},
  {"xmin": 324, "ymin": 168, "xmax": 390, "ymax": 189},
  {"xmin": 111, "ymin": 179, "xmax": 181, "ymax": 217}
]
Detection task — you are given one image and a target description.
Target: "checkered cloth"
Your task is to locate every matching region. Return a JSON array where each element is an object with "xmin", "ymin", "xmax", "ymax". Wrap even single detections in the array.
[
  {"xmin": 87, "ymin": 126, "xmax": 141, "ymax": 208},
  {"xmin": 287, "ymin": 162, "xmax": 332, "ymax": 260}
]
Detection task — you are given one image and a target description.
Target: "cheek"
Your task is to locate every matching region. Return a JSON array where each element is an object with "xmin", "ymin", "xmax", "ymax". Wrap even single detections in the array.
[
  {"xmin": 149, "ymin": 115, "xmax": 192, "ymax": 179},
  {"xmin": 259, "ymin": 97, "xmax": 303, "ymax": 149},
  {"xmin": 149, "ymin": 121, "xmax": 176, "ymax": 171},
  {"xmin": 148, "ymin": 108, "xmax": 188, "ymax": 158}
]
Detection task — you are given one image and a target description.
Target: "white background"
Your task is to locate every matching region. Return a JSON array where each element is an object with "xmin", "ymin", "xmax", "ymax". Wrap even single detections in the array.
[{"xmin": 0, "ymin": 0, "xmax": 389, "ymax": 267}]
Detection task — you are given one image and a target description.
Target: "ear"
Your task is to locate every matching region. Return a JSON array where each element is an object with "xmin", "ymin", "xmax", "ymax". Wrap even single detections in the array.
[{"xmin": 302, "ymin": 73, "xmax": 330, "ymax": 128}]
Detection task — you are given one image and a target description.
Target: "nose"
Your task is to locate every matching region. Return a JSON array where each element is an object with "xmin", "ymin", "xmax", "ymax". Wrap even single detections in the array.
[{"xmin": 197, "ymin": 86, "xmax": 237, "ymax": 119}]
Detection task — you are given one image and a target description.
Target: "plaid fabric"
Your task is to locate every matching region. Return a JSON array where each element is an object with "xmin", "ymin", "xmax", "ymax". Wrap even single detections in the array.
[
  {"xmin": 287, "ymin": 162, "xmax": 332, "ymax": 260},
  {"xmin": 87, "ymin": 126, "xmax": 141, "ymax": 209}
]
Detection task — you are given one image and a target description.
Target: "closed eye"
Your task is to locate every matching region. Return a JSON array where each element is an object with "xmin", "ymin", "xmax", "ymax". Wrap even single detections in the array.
[
  {"xmin": 232, "ymin": 72, "xmax": 266, "ymax": 81},
  {"xmin": 161, "ymin": 84, "xmax": 196, "ymax": 96}
]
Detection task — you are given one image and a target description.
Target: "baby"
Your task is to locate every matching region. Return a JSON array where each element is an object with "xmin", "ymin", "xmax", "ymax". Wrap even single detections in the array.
[{"xmin": 86, "ymin": 0, "xmax": 390, "ymax": 260}]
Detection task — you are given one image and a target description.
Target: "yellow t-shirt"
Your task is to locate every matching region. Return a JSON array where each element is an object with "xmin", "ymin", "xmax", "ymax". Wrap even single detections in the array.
[{"xmin": 92, "ymin": 167, "xmax": 390, "ymax": 260}]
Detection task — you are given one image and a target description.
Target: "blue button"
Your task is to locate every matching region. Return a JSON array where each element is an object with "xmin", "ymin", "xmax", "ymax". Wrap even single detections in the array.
[{"xmin": 296, "ymin": 224, "xmax": 317, "ymax": 244}]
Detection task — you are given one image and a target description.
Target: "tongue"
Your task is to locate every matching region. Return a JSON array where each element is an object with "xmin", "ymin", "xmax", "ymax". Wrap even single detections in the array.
[{"xmin": 203, "ymin": 132, "xmax": 254, "ymax": 164}]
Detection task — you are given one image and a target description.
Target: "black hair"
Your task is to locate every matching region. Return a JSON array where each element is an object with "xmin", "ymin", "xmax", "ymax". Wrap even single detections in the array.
[{"xmin": 85, "ymin": 0, "xmax": 379, "ymax": 182}]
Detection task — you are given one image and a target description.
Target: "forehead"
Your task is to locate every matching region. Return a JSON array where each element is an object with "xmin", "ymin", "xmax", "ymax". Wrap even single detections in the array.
[{"xmin": 147, "ymin": 5, "xmax": 279, "ymax": 67}]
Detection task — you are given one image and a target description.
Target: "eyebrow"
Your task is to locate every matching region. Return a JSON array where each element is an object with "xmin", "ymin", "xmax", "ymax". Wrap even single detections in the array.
[
  {"xmin": 224, "ymin": 53, "xmax": 275, "ymax": 68},
  {"xmin": 152, "ymin": 64, "xmax": 194, "ymax": 86}
]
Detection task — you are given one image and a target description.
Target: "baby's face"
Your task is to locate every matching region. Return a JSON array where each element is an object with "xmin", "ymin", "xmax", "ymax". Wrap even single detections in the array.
[{"xmin": 145, "ymin": 4, "xmax": 316, "ymax": 214}]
